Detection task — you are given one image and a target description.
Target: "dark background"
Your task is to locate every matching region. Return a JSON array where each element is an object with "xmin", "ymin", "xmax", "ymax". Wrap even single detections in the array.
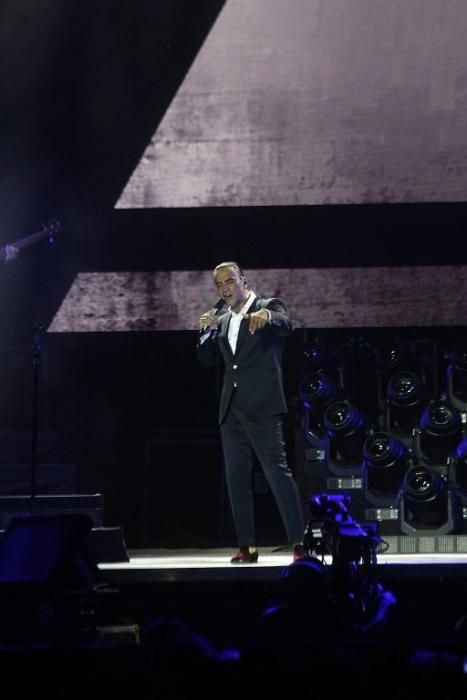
[{"xmin": 1, "ymin": 1, "xmax": 466, "ymax": 548}]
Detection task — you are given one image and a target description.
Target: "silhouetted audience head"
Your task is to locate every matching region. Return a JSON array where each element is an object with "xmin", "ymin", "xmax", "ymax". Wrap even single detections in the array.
[
  {"xmin": 254, "ymin": 555, "xmax": 397, "ymax": 646},
  {"xmin": 280, "ymin": 557, "xmax": 331, "ymax": 602},
  {"xmin": 140, "ymin": 617, "xmax": 240, "ymax": 699},
  {"xmin": 407, "ymin": 648, "xmax": 466, "ymax": 695},
  {"xmin": 254, "ymin": 558, "xmax": 345, "ymax": 642}
]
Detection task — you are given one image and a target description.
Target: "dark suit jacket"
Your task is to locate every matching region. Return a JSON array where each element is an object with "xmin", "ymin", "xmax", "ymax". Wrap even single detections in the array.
[{"xmin": 197, "ymin": 296, "xmax": 294, "ymax": 424}]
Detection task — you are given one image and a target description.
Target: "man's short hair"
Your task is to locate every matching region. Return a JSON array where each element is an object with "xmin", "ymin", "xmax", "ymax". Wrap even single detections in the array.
[{"xmin": 213, "ymin": 261, "xmax": 245, "ymax": 277}]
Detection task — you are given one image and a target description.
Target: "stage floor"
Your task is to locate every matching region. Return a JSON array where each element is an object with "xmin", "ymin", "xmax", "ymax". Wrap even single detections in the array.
[
  {"xmin": 99, "ymin": 547, "xmax": 467, "ymax": 584},
  {"xmin": 94, "ymin": 546, "xmax": 467, "ymax": 647}
]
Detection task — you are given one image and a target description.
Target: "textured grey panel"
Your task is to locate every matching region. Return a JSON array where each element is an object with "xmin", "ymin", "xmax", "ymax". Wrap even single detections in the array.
[
  {"xmin": 117, "ymin": 0, "xmax": 467, "ymax": 208},
  {"xmin": 48, "ymin": 266, "xmax": 467, "ymax": 332}
]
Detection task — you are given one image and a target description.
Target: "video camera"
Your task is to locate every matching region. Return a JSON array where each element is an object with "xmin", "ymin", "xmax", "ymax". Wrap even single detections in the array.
[
  {"xmin": 303, "ymin": 493, "xmax": 381, "ymax": 569},
  {"xmin": 303, "ymin": 494, "xmax": 386, "ymax": 627}
]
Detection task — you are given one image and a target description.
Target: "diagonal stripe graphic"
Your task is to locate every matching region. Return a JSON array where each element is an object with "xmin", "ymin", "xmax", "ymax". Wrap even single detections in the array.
[
  {"xmin": 48, "ymin": 266, "xmax": 467, "ymax": 333},
  {"xmin": 116, "ymin": 0, "xmax": 467, "ymax": 208}
]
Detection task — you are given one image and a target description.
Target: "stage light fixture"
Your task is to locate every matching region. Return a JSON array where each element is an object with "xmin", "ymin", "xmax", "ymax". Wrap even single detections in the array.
[
  {"xmin": 323, "ymin": 400, "xmax": 372, "ymax": 471},
  {"xmin": 451, "ymin": 436, "xmax": 467, "ymax": 494},
  {"xmin": 299, "ymin": 371, "xmax": 345, "ymax": 440},
  {"xmin": 376, "ymin": 338, "xmax": 416, "ymax": 385},
  {"xmin": 297, "ymin": 337, "xmax": 351, "ymax": 390},
  {"xmin": 385, "ymin": 370, "xmax": 429, "ymax": 438},
  {"xmin": 362, "ymin": 431, "xmax": 412, "ymax": 505},
  {"xmin": 297, "ymin": 338, "xmax": 337, "ymax": 372},
  {"xmin": 446, "ymin": 337, "xmax": 467, "ymax": 412},
  {"xmin": 414, "ymin": 399, "xmax": 464, "ymax": 466},
  {"xmin": 359, "ymin": 336, "xmax": 417, "ymax": 418},
  {"xmin": 299, "ymin": 371, "xmax": 343, "ymax": 407},
  {"xmin": 398, "ymin": 464, "xmax": 459, "ymax": 535}
]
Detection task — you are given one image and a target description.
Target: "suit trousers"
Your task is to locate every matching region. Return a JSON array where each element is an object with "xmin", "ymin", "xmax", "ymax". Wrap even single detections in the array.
[{"xmin": 220, "ymin": 392, "xmax": 305, "ymax": 547}]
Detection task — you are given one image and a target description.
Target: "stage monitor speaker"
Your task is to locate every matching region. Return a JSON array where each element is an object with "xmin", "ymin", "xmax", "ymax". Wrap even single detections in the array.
[
  {"xmin": 0, "ymin": 512, "xmax": 102, "ymax": 592},
  {"xmin": 85, "ymin": 526, "xmax": 130, "ymax": 563},
  {"xmin": 0, "ymin": 494, "xmax": 103, "ymax": 529}
]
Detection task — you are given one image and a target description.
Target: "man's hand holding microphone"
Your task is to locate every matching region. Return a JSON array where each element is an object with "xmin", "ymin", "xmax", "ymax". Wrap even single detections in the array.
[{"xmin": 198, "ymin": 299, "xmax": 225, "ymax": 332}]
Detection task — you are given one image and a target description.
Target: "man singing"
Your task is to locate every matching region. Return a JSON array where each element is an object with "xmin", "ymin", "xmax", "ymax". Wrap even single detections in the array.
[{"xmin": 197, "ymin": 261, "xmax": 305, "ymax": 563}]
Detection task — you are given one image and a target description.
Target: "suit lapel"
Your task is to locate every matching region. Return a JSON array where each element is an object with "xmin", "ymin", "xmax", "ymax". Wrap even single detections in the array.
[
  {"xmin": 218, "ymin": 312, "xmax": 234, "ymax": 359},
  {"xmin": 234, "ymin": 316, "xmax": 249, "ymax": 357}
]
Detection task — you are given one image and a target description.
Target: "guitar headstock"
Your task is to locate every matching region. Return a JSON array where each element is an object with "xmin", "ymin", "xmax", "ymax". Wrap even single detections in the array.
[{"xmin": 42, "ymin": 218, "xmax": 62, "ymax": 243}]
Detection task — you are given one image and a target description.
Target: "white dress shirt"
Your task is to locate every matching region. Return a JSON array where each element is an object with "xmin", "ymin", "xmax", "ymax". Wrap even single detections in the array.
[{"xmin": 227, "ymin": 291, "xmax": 256, "ymax": 354}]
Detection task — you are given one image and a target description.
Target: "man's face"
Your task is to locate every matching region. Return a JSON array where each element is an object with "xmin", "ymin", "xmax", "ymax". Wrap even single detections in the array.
[{"xmin": 214, "ymin": 266, "xmax": 249, "ymax": 312}]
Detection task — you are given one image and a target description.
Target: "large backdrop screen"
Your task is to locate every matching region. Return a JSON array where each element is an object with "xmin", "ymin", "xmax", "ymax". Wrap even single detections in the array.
[{"xmin": 117, "ymin": 0, "xmax": 467, "ymax": 209}]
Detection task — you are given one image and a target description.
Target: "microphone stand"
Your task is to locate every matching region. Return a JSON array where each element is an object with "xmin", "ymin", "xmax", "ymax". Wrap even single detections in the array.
[{"xmin": 30, "ymin": 322, "xmax": 43, "ymax": 515}]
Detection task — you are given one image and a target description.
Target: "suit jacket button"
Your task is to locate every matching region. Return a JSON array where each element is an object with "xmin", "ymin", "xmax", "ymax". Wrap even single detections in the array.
[{"xmin": 233, "ymin": 364, "xmax": 238, "ymax": 369}]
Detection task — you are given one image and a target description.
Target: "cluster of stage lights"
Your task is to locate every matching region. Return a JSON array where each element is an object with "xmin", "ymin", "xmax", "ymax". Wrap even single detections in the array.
[{"xmin": 298, "ymin": 337, "xmax": 467, "ymax": 534}]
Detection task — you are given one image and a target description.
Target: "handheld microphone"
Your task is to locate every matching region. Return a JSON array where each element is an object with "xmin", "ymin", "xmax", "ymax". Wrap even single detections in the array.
[
  {"xmin": 210, "ymin": 298, "xmax": 226, "ymax": 315},
  {"xmin": 200, "ymin": 298, "xmax": 225, "ymax": 338}
]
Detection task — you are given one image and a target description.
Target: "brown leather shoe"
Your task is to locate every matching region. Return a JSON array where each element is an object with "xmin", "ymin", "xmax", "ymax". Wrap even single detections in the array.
[{"xmin": 230, "ymin": 547, "xmax": 259, "ymax": 564}]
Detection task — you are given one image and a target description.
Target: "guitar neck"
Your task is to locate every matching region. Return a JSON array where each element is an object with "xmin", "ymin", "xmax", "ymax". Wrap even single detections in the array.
[
  {"xmin": 1, "ymin": 228, "xmax": 52, "ymax": 262},
  {"xmin": 1, "ymin": 220, "xmax": 61, "ymax": 262},
  {"xmin": 12, "ymin": 228, "xmax": 50, "ymax": 251}
]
